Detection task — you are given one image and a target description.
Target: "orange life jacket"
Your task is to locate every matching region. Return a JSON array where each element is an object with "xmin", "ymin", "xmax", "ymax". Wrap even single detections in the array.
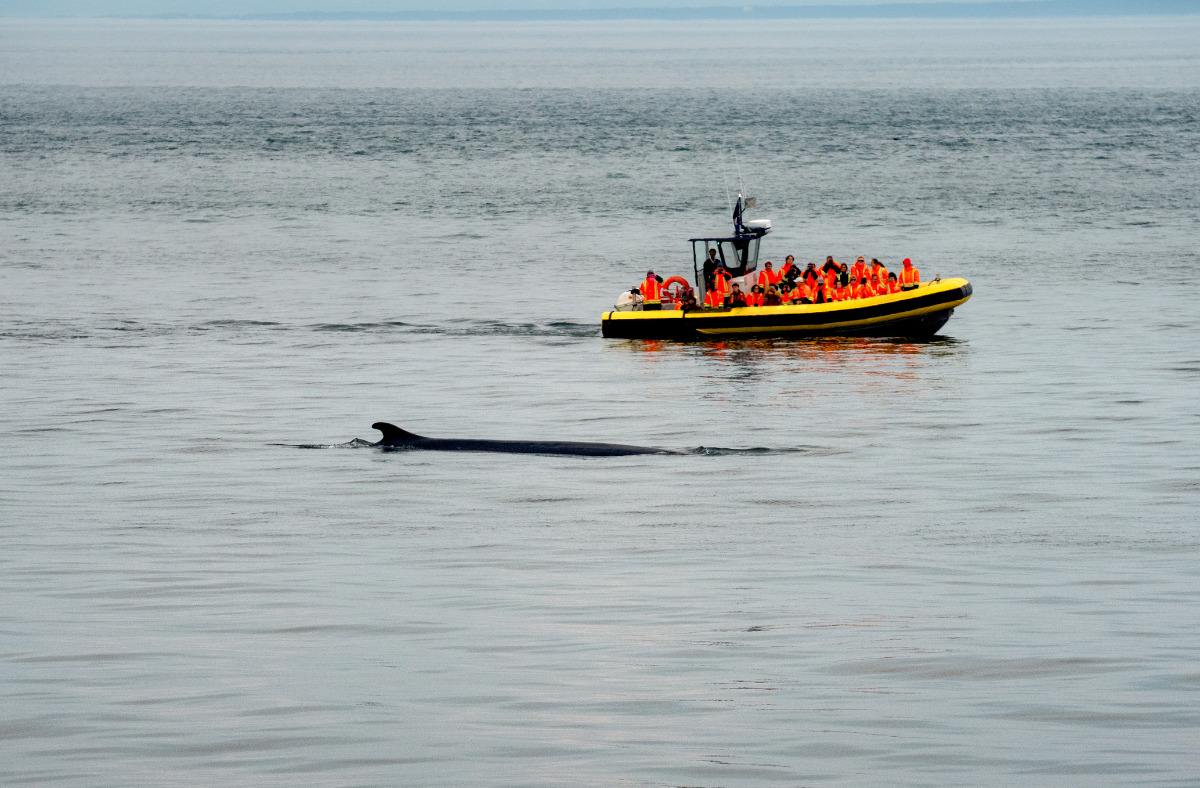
[
  {"xmin": 703, "ymin": 289, "xmax": 723, "ymax": 308},
  {"xmin": 900, "ymin": 266, "xmax": 920, "ymax": 285},
  {"xmin": 640, "ymin": 277, "xmax": 662, "ymax": 302},
  {"xmin": 875, "ymin": 265, "xmax": 888, "ymax": 284},
  {"xmin": 850, "ymin": 283, "xmax": 864, "ymax": 299},
  {"xmin": 714, "ymin": 271, "xmax": 732, "ymax": 295},
  {"xmin": 888, "ymin": 280, "xmax": 902, "ymax": 294},
  {"xmin": 850, "ymin": 262, "xmax": 868, "ymax": 280},
  {"xmin": 757, "ymin": 268, "xmax": 780, "ymax": 289}
]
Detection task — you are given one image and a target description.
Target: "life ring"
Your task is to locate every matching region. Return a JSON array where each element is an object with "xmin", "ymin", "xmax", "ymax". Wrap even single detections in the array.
[{"xmin": 660, "ymin": 276, "xmax": 692, "ymax": 303}]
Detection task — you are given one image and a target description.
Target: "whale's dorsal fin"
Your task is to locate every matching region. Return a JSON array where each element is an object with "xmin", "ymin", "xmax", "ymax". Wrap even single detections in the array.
[{"xmin": 372, "ymin": 422, "xmax": 421, "ymax": 444}]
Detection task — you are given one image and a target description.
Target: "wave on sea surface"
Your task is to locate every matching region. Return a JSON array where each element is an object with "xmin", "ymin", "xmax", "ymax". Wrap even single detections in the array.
[{"xmin": 0, "ymin": 318, "xmax": 601, "ymax": 343}]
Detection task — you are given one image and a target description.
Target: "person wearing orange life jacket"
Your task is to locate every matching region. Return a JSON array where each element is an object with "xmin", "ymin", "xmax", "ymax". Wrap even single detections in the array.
[
  {"xmin": 887, "ymin": 272, "xmax": 902, "ymax": 294},
  {"xmin": 639, "ymin": 270, "xmax": 664, "ymax": 311},
  {"xmin": 899, "ymin": 257, "xmax": 920, "ymax": 290},
  {"xmin": 835, "ymin": 280, "xmax": 851, "ymax": 301},
  {"xmin": 728, "ymin": 284, "xmax": 748, "ymax": 308},
  {"xmin": 850, "ymin": 256, "xmax": 868, "ymax": 282},
  {"xmin": 869, "ymin": 258, "xmax": 888, "ymax": 286},
  {"xmin": 703, "ymin": 288, "xmax": 724, "ymax": 309},
  {"xmin": 713, "ymin": 264, "xmax": 732, "ymax": 299},
  {"xmin": 820, "ymin": 256, "xmax": 840, "ymax": 288},
  {"xmin": 779, "ymin": 255, "xmax": 797, "ymax": 281},
  {"xmin": 792, "ymin": 280, "xmax": 811, "ymax": 304},
  {"xmin": 866, "ymin": 274, "xmax": 884, "ymax": 297},
  {"xmin": 850, "ymin": 277, "xmax": 866, "ymax": 299},
  {"xmin": 757, "ymin": 261, "xmax": 779, "ymax": 291}
]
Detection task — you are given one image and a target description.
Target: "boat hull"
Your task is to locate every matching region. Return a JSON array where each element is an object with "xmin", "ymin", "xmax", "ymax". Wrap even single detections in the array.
[{"xmin": 602, "ymin": 278, "xmax": 972, "ymax": 340}]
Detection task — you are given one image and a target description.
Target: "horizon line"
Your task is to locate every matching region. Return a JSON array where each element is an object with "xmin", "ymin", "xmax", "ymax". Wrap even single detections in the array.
[{"xmin": 6, "ymin": 1, "xmax": 1199, "ymax": 22}]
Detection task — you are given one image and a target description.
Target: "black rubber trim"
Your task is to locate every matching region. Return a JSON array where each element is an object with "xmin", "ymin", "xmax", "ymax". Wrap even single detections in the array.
[{"xmin": 602, "ymin": 282, "xmax": 971, "ymax": 339}]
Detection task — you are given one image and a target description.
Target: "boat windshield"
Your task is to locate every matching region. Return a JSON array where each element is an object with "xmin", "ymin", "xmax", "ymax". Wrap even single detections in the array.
[{"xmin": 692, "ymin": 236, "xmax": 761, "ymax": 290}]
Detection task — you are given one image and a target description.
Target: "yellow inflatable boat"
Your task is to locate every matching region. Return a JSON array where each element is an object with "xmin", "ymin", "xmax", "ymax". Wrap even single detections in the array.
[
  {"xmin": 603, "ymin": 278, "xmax": 972, "ymax": 340},
  {"xmin": 601, "ymin": 197, "xmax": 971, "ymax": 340}
]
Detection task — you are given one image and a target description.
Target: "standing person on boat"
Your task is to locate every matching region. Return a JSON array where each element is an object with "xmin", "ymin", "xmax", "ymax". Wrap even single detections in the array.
[
  {"xmin": 779, "ymin": 255, "xmax": 796, "ymax": 280},
  {"xmin": 838, "ymin": 262, "xmax": 850, "ymax": 287},
  {"xmin": 899, "ymin": 258, "xmax": 921, "ymax": 291},
  {"xmin": 850, "ymin": 256, "xmax": 869, "ymax": 281},
  {"xmin": 703, "ymin": 248, "xmax": 721, "ymax": 289},
  {"xmin": 802, "ymin": 262, "xmax": 820, "ymax": 285},
  {"xmin": 822, "ymin": 256, "xmax": 840, "ymax": 279},
  {"xmin": 640, "ymin": 270, "xmax": 664, "ymax": 311},
  {"xmin": 712, "ymin": 264, "xmax": 733, "ymax": 305}
]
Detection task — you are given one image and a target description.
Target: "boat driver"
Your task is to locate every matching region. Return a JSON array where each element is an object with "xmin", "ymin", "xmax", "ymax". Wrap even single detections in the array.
[{"xmin": 703, "ymin": 248, "xmax": 721, "ymax": 289}]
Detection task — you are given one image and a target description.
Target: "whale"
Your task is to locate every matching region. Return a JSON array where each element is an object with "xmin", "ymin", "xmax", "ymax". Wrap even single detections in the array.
[{"xmin": 371, "ymin": 422, "xmax": 671, "ymax": 457}]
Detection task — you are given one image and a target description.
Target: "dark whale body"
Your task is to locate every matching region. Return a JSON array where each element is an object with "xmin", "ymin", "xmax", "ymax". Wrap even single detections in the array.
[{"xmin": 372, "ymin": 422, "xmax": 670, "ymax": 457}]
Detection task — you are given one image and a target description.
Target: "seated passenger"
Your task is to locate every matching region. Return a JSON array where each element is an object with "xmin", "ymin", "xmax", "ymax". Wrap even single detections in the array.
[
  {"xmin": 679, "ymin": 292, "xmax": 699, "ymax": 312},
  {"xmin": 747, "ymin": 285, "xmax": 763, "ymax": 307},
  {"xmin": 728, "ymin": 283, "xmax": 748, "ymax": 308},
  {"xmin": 763, "ymin": 285, "xmax": 782, "ymax": 306},
  {"xmin": 703, "ymin": 288, "xmax": 724, "ymax": 309},
  {"xmin": 850, "ymin": 277, "xmax": 867, "ymax": 299},
  {"xmin": 869, "ymin": 258, "xmax": 888, "ymax": 286},
  {"xmin": 796, "ymin": 279, "xmax": 816, "ymax": 304},
  {"xmin": 835, "ymin": 280, "xmax": 851, "ymax": 301},
  {"xmin": 812, "ymin": 280, "xmax": 828, "ymax": 304},
  {"xmin": 899, "ymin": 257, "xmax": 921, "ymax": 290},
  {"xmin": 887, "ymin": 272, "xmax": 901, "ymax": 294}
]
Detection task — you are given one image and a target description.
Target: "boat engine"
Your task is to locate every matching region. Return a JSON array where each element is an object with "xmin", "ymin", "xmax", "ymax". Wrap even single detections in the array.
[{"xmin": 614, "ymin": 290, "xmax": 644, "ymax": 312}]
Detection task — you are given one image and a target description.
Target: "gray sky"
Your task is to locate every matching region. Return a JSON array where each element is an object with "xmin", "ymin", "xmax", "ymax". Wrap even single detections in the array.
[{"xmin": 0, "ymin": 0, "xmax": 1189, "ymax": 17}]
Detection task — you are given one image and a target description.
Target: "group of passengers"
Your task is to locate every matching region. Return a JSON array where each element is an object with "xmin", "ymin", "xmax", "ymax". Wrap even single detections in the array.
[{"xmin": 637, "ymin": 255, "xmax": 921, "ymax": 312}]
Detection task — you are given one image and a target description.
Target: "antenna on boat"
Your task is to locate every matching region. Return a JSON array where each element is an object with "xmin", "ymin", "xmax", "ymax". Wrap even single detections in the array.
[{"xmin": 720, "ymin": 156, "xmax": 733, "ymax": 215}]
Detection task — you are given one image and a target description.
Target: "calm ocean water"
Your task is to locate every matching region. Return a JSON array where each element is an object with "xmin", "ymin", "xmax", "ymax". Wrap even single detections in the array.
[{"xmin": 2, "ymin": 17, "xmax": 1200, "ymax": 786}]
